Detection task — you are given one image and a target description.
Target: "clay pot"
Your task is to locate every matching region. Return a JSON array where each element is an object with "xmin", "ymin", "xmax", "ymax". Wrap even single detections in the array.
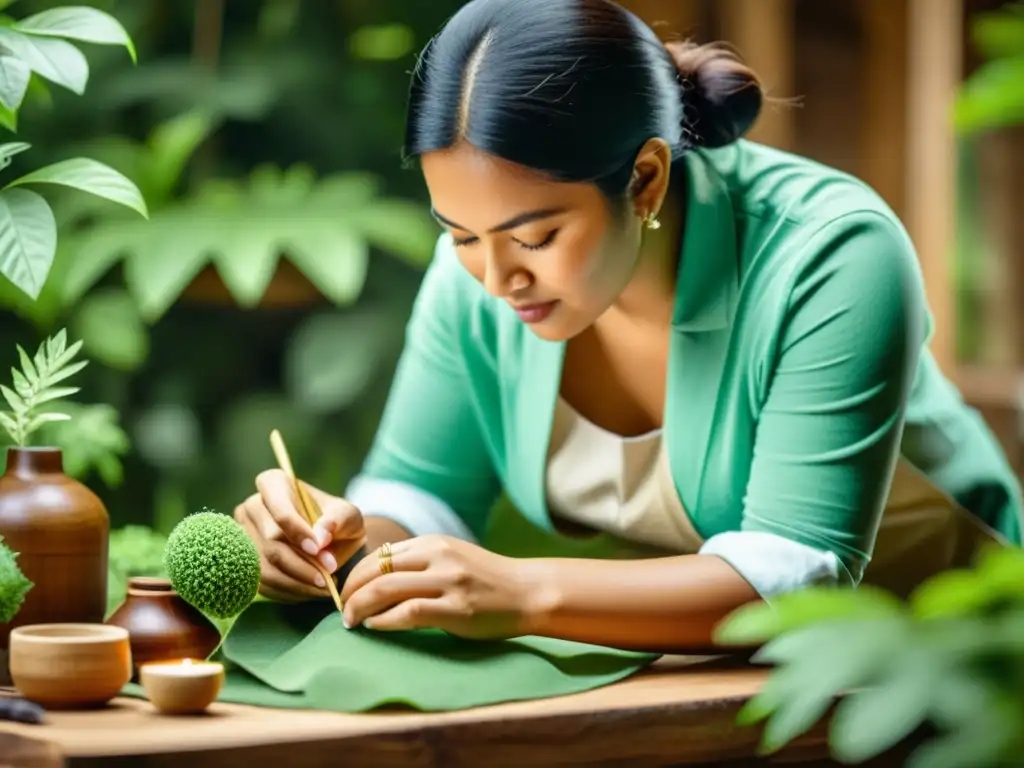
[
  {"xmin": 0, "ymin": 448, "xmax": 109, "ymax": 681},
  {"xmin": 106, "ymin": 577, "xmax": 221, "ymax": 679}
]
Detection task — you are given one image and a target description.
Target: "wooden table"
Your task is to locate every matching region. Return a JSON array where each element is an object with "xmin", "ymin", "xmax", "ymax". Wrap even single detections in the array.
[{"xmin": 0, "ymin": 657, "xmax": 848, "ymax": 767}]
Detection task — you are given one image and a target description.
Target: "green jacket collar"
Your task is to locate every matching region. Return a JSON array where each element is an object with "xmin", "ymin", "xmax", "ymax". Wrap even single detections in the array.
[{"xmin": 671, "ymin": 151, "xmax": 739, "ymax": 332}]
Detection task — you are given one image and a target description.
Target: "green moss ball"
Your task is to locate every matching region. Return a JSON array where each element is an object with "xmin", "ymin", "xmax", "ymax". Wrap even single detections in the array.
[{"xmin": 164, "ymin": 511, "xmax": 261, "ymax": 620}]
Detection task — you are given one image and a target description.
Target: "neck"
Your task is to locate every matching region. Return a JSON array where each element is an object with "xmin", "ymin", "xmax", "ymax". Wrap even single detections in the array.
[{"xmin": 610, "ymin": 187, "xmax": 685, "ymax": 327}]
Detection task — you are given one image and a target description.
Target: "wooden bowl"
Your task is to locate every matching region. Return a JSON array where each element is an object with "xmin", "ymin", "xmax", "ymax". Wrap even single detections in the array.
[
  {"xmin": 9, "ymin": 624, "xmax": 132, "ymax": 709},
  {"xmin": 139, "ymin": 659, "xmax": 225, "ymax": 714}
]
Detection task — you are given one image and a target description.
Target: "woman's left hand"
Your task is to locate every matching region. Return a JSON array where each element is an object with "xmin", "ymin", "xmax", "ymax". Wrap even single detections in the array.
[{"xmin": 339, "ymin": 535, "xmax": 536, "ymax": 639}]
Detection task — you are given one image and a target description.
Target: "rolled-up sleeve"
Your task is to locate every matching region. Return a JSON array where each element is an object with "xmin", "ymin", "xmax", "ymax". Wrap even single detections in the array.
[{"xmin": 705, "ymin": 212, "xmax": 927, "ymax": 593}]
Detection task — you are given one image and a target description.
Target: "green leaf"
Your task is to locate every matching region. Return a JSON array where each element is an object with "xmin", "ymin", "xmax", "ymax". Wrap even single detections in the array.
[
  {"xmin": 954, "ymin": 56, "xmax": 1024, "ymax": 135},
  {"xmin": 970, "ymin": 8, "xmax": 1024, "ymax": 60},
  {"xmin": 905, "ymin": 706, "xmax": 1019, "ymax": 768},
  {"xmin": 0, "ymin": 101, "xmax": 16, "ymax": 132},
  {"xmin": 10, "ymin": 367, "xmax": 28, "ymax": 396},
  {"xmin": 0, "ymin": 187, "xmax": 56, "ymax": 299},
  {"xmin": 33, "ymin": 386, "xmax": 78, "ymax": 405},
  {"xmin": 0, "ymin": 54, "xmax": 29, "ymax": 110},
  {"xmin": 14, "ymin": 6, "xmax": 136, "ymax": 63},
  {"xmin": 25, "ymin": 410, "xmax": 69, "ymax": 433},
  {"xmin": 0, "ymin": 27, "xmax": 88, "ymax": 94},
  {"xmin": 0, "ymin": 411, "xmax": 18, "ymax": 437},
  {"xmin": 355, "ymin": 200, "xmax": 440, "ymax": 267},
  {"xmin": 0, "ymin": 384, "xmax": 23, "ymax": 413},
  {"xmin": 287, "ymin": 226, "xmax": 368, "ymax": 305},
  {"xmin": 143, "ymin": 110, "xmax": 215, "ymax": 206},
  {"xmin": 828, "ymin": 653, "xmax": 935, "ymax": 764},
  {"xmin": 715, "ymin": 586, "xmax": 905, "ymax": 645},
  {"xmin": 41, "ymin": 358, "xmax": 85, "ymax": 386},
  {"xmin": 6, "ymin": 157, "xmax": 148, "ymax": 218},
  {"xmin": 16, "ymin": 344, "xmax": 34, "ymax": 383},
  {"xmin": 59, "ymin": 224, "xmax": 135, "ymax": 305},
  {"xmin": 910, "ymin": 570, "xmax": 988, "ymax": 619},
  {"xmin": 0, "ymin": 140, "xmax": 28, "ymax": 170},
  {"xmin": 211, "ymin": 220, "xmax": 280, "ymax": 308},
  {"xmin": 36, "ymin": 402, "xmax": 129, "ymax": 487},
  {"xmin": 124, "ymin": 224, "xmax": 208, "ymax": 322},
  {"xmin": 71, "ymin": 288, "xmax": 148, "ymax": 371}
]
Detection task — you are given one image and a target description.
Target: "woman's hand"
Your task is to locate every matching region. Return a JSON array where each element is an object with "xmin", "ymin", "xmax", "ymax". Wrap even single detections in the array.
[
  {"xmin": 234, "ymin": 469, "xmax": 366, "ymax": 603},
  {"xmin": 339, "ymin": 535, "xmax": 536, "ymax": 639}
]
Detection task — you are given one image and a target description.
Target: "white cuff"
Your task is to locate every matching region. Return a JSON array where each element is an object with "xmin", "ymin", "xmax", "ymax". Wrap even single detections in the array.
[
  {"xmin": 699, "ymin": 531, "xmax": 847, "ymax": 600},
  {"xmin": 344, "ymin": 476, "xmax": 478, "ymax": 543}
]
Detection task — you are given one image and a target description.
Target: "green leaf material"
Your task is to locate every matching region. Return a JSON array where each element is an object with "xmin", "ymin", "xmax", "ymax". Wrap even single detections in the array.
[
  {"xmin": 715, "ymin": 586, "xmax": 905, "ymax": 645},
  {"xmin": 143, "ymin": 110, "xmax": 216, "ymax": 207},
  {"xmin": 0, "ymin": 534, "xmax": 32, "ymax": 623},
  {"xmin": 37, "ymin": 402, "xmax": 129, "ymax": 487},
  {"xmin": 828, "ymin": 652, "xmax": 935, "ymax": 764},
  {"xmin": 953, "ymin": 56, "xmax": 1024, "ymax": 135},
  {"xmin": 0, "ymin": 27, "xmax": 87, "ymax": 94},
  {"xmin": 0, "ymin": 140, "xmax": 28, "ymax": 170},
  {"xmin": 14, "ymin": 6, "xmax": 136, "ymax": 63},
  {"xmin": 71, "ymin": 287, "xmax": 148, "ymax": 371},
  {"xmin": 0, "ymin": 101, "xmax": 16, "ymax": 132},
  {"xmin": 16, "ymin": 343, "xmax": 34, "ymax": 382},
  {"xmin": 0, "ymin": 55, "xmax": 29, "ymax": 110},
  {"xmin": 6, "ymin": 157, "xmax": 148, "ymax": 218},
  {"xmin": 970, "ymin": 7, "xmax": 1024, "ymax": 60},
  {"xmin": 10, "ymin": 367, "xmax": 28, "ymax": 396},
  {"xmin": 0, "ymin": 187, "xmax": 56, "ymax": 299},
  {"xmin": 0, "ymin": 383, "xmax": 24, "ymax": 413}
]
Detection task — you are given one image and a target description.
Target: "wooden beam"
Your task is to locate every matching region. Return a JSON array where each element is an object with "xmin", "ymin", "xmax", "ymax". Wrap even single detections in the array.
[
  {"xmin": 904, "ymin": 0, "xmax": 963, "ymax": 375},
  {"xmin": 860, "ymin": 0, "xmax": 908, "ymax": 218},
  {"xmin": 718, "ymin": 0, "xmax": 796, "ymax": 151}
]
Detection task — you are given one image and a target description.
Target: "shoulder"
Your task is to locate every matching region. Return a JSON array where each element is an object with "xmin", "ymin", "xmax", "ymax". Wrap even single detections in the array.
[{"xmin": 706, "ymin": 141, "xmax": 927, "ymax": 325}]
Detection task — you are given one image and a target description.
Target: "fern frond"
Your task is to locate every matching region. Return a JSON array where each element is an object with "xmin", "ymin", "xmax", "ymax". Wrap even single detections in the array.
[{"xmin": 0, "ymin": 330, "xmax": 88, "ymax": 446}]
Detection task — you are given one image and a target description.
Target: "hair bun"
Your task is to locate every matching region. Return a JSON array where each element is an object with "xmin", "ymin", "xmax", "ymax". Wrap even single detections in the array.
[{"xmin": 665, "ymin": 41, "xmax": 763, "ymax": 149}]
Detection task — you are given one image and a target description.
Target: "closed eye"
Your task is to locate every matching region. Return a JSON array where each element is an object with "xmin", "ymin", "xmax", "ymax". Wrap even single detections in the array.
[{"xmin": 515, "ymin": 230, "xmax": 559, "ymax": 251}]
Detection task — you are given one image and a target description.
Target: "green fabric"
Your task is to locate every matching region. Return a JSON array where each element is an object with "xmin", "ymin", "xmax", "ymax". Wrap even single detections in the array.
[
  {"xmin": 122, "ymin": 601, "xmax": 657, "ymax": 712},
  {"xmin": 354, "ymin": 139, "xmax": 1023, "ymax": 582}
]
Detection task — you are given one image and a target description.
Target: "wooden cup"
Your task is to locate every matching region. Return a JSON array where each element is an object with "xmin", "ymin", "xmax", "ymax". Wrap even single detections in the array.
[
  {"xmin": 9, "ymin": 624, "xmax": 131, "ymax": 709},
  {"xmin": 139, "ymin": 659, "xmax": 225, "ymax": 714}
]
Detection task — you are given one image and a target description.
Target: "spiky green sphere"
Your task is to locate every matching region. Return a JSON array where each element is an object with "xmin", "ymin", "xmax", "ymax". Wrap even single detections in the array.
[{"xmin": 164, "ymin": 511, "xmax": 260, "ymax": 620}]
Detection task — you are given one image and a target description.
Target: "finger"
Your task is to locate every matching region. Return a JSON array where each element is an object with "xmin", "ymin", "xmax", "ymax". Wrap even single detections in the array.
[
  {"xmin": 256, "ymin": 469, "xmax": 318, "ymax": 555},
  {"xmin": 263, "ymin": 540, "xmax": 329, "ymax": 593},
  {"xmin": 340, "ymin": 540, "xmax": 427, "ymax": 602},
  {"xmin": 344, "ymin": 572, "xmax": 443, "ymax": 629},
  {"xmin": 236, "ymin": 510, "xmax": 328, "ymax": 600},
  {"xmin": 308, "ymin": 489, "xmax": 365, "ymax": 540},
  {"xmin": 361, "ymin": 598, "xmax": 448, "ymax": 632},
  {"xmin": 242, "ymin": 493, "xmax": 284, "ymax": 543}
]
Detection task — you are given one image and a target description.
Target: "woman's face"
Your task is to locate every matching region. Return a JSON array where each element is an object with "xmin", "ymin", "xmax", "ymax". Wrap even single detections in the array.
[{"xmin": 419, "ymin": 142, "xmax": 642, "ymax": 341}]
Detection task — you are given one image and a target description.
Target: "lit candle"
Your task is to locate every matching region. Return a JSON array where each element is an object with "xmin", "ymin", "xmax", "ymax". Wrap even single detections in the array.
[{"xmin": 139, "ymin": 658, "xmax": 225, "ymax": 714}]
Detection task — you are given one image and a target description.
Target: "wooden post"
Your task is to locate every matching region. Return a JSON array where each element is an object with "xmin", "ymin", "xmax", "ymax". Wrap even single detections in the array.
[
  {"xmin": 718, "ymin": 0, "xmax": 796, "ymax": 151},
  {"xmin": 904, "ymin": 0, "xmax": 962, "ymax": 376},
  {"xmin": 860, "ymin": 0, "xmax": 908, "ymax": 219}
]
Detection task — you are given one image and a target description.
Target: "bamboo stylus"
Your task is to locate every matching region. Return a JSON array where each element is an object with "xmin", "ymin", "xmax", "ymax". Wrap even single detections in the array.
[{"xmin": 269, "ymin": 429, "xmax": 344, "ymax": 613}]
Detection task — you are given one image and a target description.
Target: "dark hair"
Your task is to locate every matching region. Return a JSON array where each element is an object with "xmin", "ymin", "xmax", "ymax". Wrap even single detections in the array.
[{"xmin": 404, "ymin": 0, "xmax": 762, "ymax": 198}]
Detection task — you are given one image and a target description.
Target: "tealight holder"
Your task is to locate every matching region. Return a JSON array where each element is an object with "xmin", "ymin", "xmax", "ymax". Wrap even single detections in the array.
[{"xmin": 138, "ymin": 658, "xmax": 224, "ymax": 714}]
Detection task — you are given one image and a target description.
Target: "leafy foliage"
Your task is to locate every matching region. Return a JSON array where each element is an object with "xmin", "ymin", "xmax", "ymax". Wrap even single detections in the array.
[
  {"xmin": 36, "ymin": 400, "xmax": 130, "ymax": 486},
  {"xmin": 714, "ymin": 545, "xmax": 1024, "ymax": 767},
  {"xmin": 107, "ymin": 524, "xmax": 168, "ymax": 613},
  {"xmin": 0, "ymin": 533, "xmax": 32, "ymax": 624},
  {"xmin": 0, "ymin": 4, "xmax": 148, "ymax": 300},
  {"xmin": 0, "ymin": 327, "xmax": 87, "ymax": 446},
  {"xmin": 954, "ymin": 2, "xmax": 1024, "ymax": 133}
]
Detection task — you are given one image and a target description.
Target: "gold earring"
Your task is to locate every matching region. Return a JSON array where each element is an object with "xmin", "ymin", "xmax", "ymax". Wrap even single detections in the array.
[{"xmin": 643, "ymin": 212, "xmax": 661, "ymax": 231}]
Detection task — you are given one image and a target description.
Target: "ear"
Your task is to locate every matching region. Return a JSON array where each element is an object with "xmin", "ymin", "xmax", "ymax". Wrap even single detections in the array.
[{"xmin": 627, "ymin": 138, "xmax": 673, "ymax": 220}]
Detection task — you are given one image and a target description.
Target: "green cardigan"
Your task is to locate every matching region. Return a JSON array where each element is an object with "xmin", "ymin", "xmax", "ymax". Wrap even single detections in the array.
[{"xmin": 356, "ymin": 140, "xmax": 1022, "ymax": 582}]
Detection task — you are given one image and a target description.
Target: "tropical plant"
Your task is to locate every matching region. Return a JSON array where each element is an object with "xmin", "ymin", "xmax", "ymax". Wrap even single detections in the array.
[
  {"xmin": 0, "ymin": 327, "xmax": 86, "ymax": 446},
  {"xmin": 0, "ymin": 3, "xmax": 148, "ymax": 301},
  {"xmin": 954, "ymin": 1, "xmax": 1024, "ymax": 134},
  {"xmin": 0, "ymin": 533, "xmax": 32, "ymax": 624},
  {"xmin": 715, "ymin": 545, "xmax": 1024, "ymax": 768}
]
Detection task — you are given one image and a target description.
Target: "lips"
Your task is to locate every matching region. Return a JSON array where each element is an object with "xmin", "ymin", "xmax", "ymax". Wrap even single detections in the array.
[{"xmin": 511, "ymin": 300, "xmax": 558, "ymax": 324}]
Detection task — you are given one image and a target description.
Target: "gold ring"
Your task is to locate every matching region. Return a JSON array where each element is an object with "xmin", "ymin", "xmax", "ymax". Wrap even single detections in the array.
[{"xmin": 378, "ymin": 542, "xmax": 394, "ymax": 575}]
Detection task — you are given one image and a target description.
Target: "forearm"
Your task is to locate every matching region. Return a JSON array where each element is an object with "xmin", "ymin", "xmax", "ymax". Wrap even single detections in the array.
[{"xmin": 518, "ymin": 554, "xmax": 761, "ymax": 654}]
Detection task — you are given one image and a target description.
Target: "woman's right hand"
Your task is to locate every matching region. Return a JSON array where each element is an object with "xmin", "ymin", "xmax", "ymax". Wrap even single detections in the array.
[{"xmin": 233, "ymin": 469, "xmax": 366, "ymax": 602}]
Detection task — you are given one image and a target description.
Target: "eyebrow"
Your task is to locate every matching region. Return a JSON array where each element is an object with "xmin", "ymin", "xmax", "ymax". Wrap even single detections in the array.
[{"xmin": 431, "ymin": 207, "xmax": 566, "ymax": 234}]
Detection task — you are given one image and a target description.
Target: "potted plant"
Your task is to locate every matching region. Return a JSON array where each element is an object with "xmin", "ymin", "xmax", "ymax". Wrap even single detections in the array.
[{"xmin": 0, "ymin": 329, "xmax": 111, "ymax": 661}]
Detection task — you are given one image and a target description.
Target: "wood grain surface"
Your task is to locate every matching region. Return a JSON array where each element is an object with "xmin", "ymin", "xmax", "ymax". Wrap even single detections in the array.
[{"xmin": 0, "ymin": 657, "xmax": 823, "ymax": 767}]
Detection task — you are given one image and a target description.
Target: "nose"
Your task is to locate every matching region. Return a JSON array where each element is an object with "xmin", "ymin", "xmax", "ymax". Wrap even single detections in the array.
[{"xmin": 482, "ymin": 247, "xmax": 531, "ymax": 298}]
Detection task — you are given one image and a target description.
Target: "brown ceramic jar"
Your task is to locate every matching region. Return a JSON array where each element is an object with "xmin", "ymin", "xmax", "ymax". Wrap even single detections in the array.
[
  {"xmin": 0, "ymin": 448, "xmax": 109, "ymax": 677},
  {"xmin": 106, "ymin": 577, "xmax": 221, "ymax": 679}
]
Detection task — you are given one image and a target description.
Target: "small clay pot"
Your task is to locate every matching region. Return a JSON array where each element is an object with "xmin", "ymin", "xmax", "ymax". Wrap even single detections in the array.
[{"xmin": 106, "ymin": 577, "xmax": 221, "ymax": 679}]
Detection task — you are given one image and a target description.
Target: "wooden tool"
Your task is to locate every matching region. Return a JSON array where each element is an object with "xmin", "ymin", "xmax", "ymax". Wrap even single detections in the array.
[{"xmin": 269, "ymin": 429, "xmax": 344, "ymax": 613}]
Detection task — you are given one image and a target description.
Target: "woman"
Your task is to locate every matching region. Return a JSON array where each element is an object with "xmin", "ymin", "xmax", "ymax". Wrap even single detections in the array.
[{"xmin": 234, "ymin": 0, "xmax": 1022, "ymax": 652}]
